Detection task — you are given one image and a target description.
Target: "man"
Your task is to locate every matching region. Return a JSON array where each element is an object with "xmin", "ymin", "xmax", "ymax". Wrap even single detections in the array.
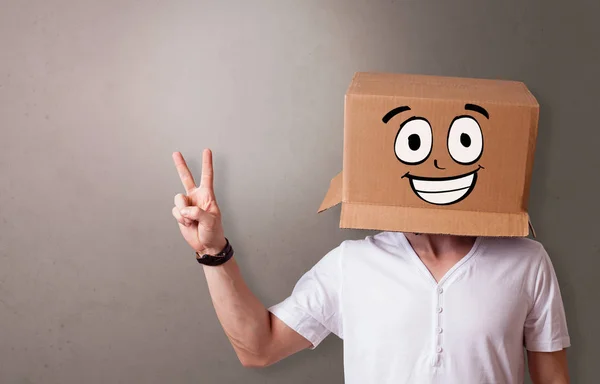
[{"xmin": 171, "ymin": 149, "xmax": 570, "ymax": 384}]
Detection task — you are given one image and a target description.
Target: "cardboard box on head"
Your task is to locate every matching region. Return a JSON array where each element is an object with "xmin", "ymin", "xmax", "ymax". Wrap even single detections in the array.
[{"xmin": 319, "ymin": 72, "xmax": 539, "ymax": 237}]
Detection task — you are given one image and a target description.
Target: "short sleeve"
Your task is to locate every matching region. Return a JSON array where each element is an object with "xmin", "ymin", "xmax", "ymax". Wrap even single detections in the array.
[
  {"xmin": 524, "ymin": 246, "xmax": 571, "ymax": 352},
  {"xmin": 268, "ymin": 244, "xmax": 343, "ymax": 349}
]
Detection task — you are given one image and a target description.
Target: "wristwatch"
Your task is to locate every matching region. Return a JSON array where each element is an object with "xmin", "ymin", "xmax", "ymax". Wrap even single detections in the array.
[{"xmin": 195, "ymin": 238, "xmax": 234, "ymax": 266}]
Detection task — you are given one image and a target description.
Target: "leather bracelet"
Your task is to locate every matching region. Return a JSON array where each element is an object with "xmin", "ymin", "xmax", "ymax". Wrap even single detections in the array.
[{"xmin": 195, "ymin": 238, "xmax": 234, "ymax": 266}]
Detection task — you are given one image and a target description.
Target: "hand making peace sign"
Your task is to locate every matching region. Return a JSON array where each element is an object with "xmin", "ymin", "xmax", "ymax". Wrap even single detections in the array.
[{"xmin": 172, "ymin": 149, "xmax": 227, "ymax": 255}]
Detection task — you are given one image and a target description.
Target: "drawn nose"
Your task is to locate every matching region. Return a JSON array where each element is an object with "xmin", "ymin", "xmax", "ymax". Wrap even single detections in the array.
[{"xmin": 434, "ymin": 159, "xmax": 445, "ymax": 170}]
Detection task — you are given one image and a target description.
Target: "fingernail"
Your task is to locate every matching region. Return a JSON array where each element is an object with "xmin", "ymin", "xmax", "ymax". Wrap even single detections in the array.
[{"xmin": 181, "ymin": 208, "xmax": 190, "ymax": 216}]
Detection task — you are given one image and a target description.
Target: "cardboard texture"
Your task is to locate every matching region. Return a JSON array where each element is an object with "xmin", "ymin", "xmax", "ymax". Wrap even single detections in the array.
[{"xmin": 319, "ymin": 72, "xmax": 539, "ymax": 236}]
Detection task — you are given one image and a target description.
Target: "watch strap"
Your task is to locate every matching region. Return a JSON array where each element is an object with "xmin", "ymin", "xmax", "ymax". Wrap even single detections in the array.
[{"xmin": 195, "ymin": 238, "xmax": 234, "ymax": 266}]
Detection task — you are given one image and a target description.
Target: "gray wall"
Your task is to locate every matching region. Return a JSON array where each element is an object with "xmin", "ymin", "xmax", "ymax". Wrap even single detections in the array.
[{"xmin": 1, "ymin": 0, "xmax": 598, "ymax": 383}]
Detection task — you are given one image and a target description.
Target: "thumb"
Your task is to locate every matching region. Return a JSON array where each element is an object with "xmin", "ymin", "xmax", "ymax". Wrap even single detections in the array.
[{"xmin": 180, "ymin": 206, "xmax": 207, "ymax": 221}]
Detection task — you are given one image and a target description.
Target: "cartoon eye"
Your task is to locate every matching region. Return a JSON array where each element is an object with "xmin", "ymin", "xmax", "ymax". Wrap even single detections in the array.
[
  {"xmin": 447, "ymin": 116, "xmax": 483, "ymax": 165},
  {"xmin": 394, "ymin": 117, "xmax": 432, "ymax": 165}
]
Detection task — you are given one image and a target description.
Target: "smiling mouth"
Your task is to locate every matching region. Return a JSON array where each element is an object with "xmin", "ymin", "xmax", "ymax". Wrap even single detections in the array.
[{"xmin": 403, "ymin": 166, "xmax": 483, "ymax": 205}]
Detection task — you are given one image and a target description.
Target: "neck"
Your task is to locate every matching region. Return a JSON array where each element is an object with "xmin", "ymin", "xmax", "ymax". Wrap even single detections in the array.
[{"xmin": 404, "ymin": 233, "xmax": 476, "ymax": 260}]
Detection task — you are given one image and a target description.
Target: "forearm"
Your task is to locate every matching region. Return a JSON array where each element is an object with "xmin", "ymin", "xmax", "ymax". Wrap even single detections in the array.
[{"xmin": 202, "ymin": 257, "xmax": 272, "ymax": 365}]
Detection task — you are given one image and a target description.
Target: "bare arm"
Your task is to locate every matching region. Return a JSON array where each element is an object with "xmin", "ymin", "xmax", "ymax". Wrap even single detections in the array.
[
  {"xmin": 171, "ymin": 150, "xmax": 311, "ymax": 367},
  {"xmin": 528, "ymin": 349, "xmax": 569, "ymax": 384},
  {"xmin": 202, "ymin": 257, "xmax": 312, "ymax": 367}
]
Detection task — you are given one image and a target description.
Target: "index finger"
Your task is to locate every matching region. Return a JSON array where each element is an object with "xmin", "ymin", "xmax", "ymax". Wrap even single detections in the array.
[{"xmin": 172, "ymin": 152, "xmax": 196, "ymax": 193}]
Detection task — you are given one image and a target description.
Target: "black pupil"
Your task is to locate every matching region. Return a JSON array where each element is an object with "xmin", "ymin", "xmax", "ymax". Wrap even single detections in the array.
[
  {"xmin": 408, "ymin": 134, "xmax": 421, "ymax": 151},
  {"xmin": 460, "ymin": 133, "xmax": 471, "ymax": 147}
]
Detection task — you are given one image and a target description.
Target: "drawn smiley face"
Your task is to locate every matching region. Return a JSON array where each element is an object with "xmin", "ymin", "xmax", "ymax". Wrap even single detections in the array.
[{"xmin": 382, "ymin": 104, "xmax": 488, "ymax": 205}]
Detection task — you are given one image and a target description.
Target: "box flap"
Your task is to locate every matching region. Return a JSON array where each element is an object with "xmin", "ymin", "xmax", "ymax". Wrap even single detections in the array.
[
  {"xmin": 340, "ymin": 203, "xmax": 531, "ymax": 237},
  {"xmin": 318, "ymin": 172, "xmax": 343, "ymax": 213}
]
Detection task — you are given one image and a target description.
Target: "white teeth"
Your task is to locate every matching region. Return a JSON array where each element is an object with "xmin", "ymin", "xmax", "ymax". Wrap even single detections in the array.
[
  {"xmin": 410, "ymin": 173, "xmax": 476, "ymax": 205},
  {"xmin": 416, "ymin": 189, "xmax": 470, "ymax": 205},
  {"xmin": 412, "ymin": 174, "xmax": 474, "ymax": 193}
]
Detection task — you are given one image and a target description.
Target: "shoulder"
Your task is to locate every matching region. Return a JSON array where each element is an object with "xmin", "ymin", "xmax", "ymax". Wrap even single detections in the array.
[
  {"xmin": 481, "ymin": 236, "xmax": 547, "ymax": 269},
  {"xmin": 339, "ymin": 231, "xmax": 404, "ymax": 253},
  {"xmin": 334, "ymin": 232, "xmax": 410, "ymax": 268},
  {"xmin": 485, "ymin": 236, "xmax": 543, "ymax": 251}
]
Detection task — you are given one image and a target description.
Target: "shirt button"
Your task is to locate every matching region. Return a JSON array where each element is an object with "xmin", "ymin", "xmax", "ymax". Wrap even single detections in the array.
[
  {"xmin": 437, "ymin": 307, "xmax": 443, "ymax": 313},
  {"xmin": 436, "ymin": 346, "xmax": 443, "ymax": 353},
  {"xmin": 437, "ymin": 287, "xmax": 443, "ymax": 294},
  {"xmin": 436, "ymin": 327, "xmax": 443, "ymax": 334}
]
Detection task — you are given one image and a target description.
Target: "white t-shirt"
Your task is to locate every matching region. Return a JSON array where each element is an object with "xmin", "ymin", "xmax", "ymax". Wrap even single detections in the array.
[{"xmin": 268, "ymin": 232, "xmax": 570, "ymax": 384}]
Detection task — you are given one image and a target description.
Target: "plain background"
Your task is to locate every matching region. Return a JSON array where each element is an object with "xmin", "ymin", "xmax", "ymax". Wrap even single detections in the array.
[{"xmin": 1, "ymin": 0, "xmax": 598, "ymax": 383}]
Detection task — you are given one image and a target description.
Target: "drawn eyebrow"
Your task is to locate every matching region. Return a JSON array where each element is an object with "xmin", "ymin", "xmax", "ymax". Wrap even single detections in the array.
[
  {"xmin": 382, "ymin": 106, "xmax": 411, "ymax": 124},
  {"xmin": 465, "ymin": 103, "xmax": 489, "ymax": 119}
]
